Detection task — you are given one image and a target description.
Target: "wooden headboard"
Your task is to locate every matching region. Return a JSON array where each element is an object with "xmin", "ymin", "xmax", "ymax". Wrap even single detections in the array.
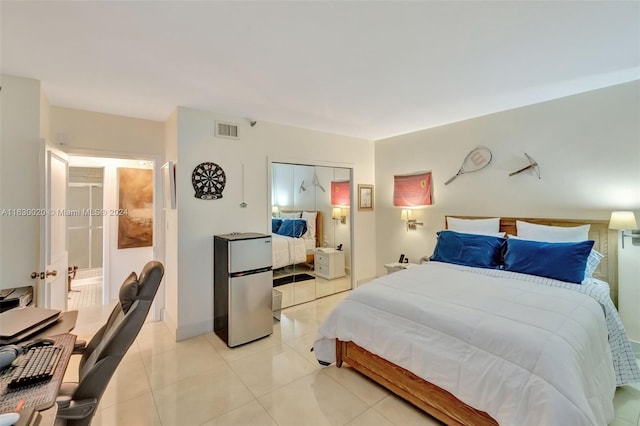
[
  {"xmin": 315, "ymin": 211, "xmax": 323, "ymax": 247},
  {"xmin": 446, "ymin": 216, "xmax": 619, "ymax": 304}
]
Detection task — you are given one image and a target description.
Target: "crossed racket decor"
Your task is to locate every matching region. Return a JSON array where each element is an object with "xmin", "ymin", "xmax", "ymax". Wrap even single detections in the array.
[
  {"xmin": 444, "ymin": 147, "xmax": 541, "ymax": 185},
  {"xmin": 509, "ymin": 153, "xmax": 541, "ymax": 179}
]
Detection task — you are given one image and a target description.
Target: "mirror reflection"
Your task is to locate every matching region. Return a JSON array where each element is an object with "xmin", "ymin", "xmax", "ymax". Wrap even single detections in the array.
[{"xmin": 271, "ymin": 162, "xmax": 352, "ymax": 310}]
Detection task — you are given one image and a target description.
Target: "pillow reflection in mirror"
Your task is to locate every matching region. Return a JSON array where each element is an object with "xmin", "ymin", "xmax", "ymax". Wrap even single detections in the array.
[
  {"xmin": 280, "ymin": 211, "xmax": 302, "ymax": 219},
  {"xmin": 302, "ymin": 211, "xmax": 317, "ymax": 239}
]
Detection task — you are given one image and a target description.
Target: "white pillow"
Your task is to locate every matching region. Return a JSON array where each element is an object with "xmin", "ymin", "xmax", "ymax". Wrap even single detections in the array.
[
  {"xmin": 516, "ymin": 220, "xmax": 590, "ymax": 242},
  {"xmin": 280, "ymin": 211, "xmax": 301, "ymax": 219},
  {"xmin": 584, "ymin": 249, "xmax": 604, "ymax": 278},
  {"xmin": 447, "ymin": 217, "xmax": 500, "ymax": 235},
  {"xmin": 301, "ymin": 211, "xmax": 317, "ymax": 239}
]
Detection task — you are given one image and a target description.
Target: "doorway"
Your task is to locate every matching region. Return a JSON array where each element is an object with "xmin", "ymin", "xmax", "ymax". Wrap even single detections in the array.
[
  {"xmin": 67, "ymin": 166, "xmax": 104, "ymax": 310},
  {"xmin": 66, "ymin": 155, "xmax": 156, "ymax": 325}
]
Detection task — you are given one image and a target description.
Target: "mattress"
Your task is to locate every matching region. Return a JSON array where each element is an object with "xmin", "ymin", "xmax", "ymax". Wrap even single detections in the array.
[
  {"xmin": 313, "ymin": 262, "xmax": 640, "ymax": 425},
  {"xmin": 271, "ymin": 233, "xmax": 308, "ymax": 269}
]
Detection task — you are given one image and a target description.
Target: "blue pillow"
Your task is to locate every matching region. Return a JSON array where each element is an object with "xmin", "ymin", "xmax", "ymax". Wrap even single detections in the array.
[
  {"xmin": 503, "ymin": 238, "xmax": 594, "ymax": 284},
  {"xmin": 276, "ymin": 219, "xmax": 307, "ymax": 238},
  {"xmin": 272, "ymin": 218, "xmax": 283, "ymax": 233},
  {"xmin": 430, "ymin": 230, "xmax": 505, "ymax": 269}
]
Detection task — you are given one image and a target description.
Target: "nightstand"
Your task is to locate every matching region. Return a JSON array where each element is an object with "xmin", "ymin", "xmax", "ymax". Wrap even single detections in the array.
[
  {"xmin": 384, "ymin": 262, "xmax": 418, "ymax": 274},
  {"xmin": 315, "ymin": 249, "xmax": 346, "ymax": 280}
]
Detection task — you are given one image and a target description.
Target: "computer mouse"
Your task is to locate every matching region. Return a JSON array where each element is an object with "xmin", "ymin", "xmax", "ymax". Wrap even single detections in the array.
[
  {"xmin": 0, "ymin": 345, "xmax": 21, "ymax": 369},
  {"xmin": 0, "ymin": 412, "xmax": 20, "ymax": 426}
]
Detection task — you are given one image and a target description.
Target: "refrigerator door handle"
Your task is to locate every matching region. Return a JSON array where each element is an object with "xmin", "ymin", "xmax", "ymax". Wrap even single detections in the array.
[{"xmin": 230, "ymin": 266, "xmax": 272, "ymax": 278}]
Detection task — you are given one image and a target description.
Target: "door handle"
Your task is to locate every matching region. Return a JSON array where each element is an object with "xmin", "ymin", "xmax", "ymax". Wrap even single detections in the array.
[{"xmin": 30, "ymin": 270, "xmax": 58, "ymax": 279}]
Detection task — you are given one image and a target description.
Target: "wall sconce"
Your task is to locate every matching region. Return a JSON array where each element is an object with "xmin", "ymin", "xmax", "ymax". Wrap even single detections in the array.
[
  {"xmin": 609, "ymin": 211, "xmax": 638, "ymax": 249},
  {"xmin": 272, "ymin": 205, "xmax": 280, "ymax": 218},
  {"xmin": 401, "ymin": 209, "xmax": 423, "ymax": 231},
  {"xmin": 332, "ymin": 207, "xmax": 346, "ymax": 224}
]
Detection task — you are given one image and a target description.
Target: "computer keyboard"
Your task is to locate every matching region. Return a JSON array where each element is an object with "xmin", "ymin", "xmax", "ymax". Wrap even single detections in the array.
[{"xmin": 7, "ymin": 345, "xmax": 62, "ymax": 389}]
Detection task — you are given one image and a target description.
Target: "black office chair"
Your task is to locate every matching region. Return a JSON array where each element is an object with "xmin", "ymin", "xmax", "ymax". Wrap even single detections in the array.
[{"xmin": 55, "ymin": 261, "xmax": 164, "ymax": 426}]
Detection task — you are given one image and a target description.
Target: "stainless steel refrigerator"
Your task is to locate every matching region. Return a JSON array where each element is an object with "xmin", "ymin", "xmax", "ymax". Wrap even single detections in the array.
[{"xmin": 214, "ymin": 233, "xmax": 273, "ymax": 347}]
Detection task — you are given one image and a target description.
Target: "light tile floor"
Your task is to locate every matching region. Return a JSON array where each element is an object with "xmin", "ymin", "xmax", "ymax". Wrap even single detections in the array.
[
  {"xmin": 66, "ymin": 291, "xmax": 640, "ymax": 426},
  {"xmin": 68, "ymin": 282, "xmax": 102, "ymax": 310}
]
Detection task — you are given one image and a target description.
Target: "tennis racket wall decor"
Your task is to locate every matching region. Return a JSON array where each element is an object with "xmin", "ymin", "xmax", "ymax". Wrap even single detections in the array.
[{"xmin": 444, "ymin": 146, "xmax": 492, "ymax": 185}]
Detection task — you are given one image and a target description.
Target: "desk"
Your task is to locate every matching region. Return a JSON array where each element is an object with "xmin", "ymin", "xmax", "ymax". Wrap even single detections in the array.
[{"xmin": 0, "ymin": 334, "xmax": 77, "ymax": 425}]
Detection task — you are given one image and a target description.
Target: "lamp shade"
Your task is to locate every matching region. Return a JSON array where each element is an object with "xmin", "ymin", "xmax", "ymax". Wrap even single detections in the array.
[
  {"xmin": 400, "ymin": 209, "xmax": 411, "ymax": 221},
  {"xmin": 609, "ymin": 211, "xmax": 638, "ymax": 230},
  {"xmin": 331, "ymin": 181, "xmax": 350, "ymax": 206},
  {"xmin": 332, "ymin": 207, "xmax": 342, "ymax": 219}
]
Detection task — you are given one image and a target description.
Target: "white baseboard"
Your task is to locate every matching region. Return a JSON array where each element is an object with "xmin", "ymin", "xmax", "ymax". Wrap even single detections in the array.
[
  {"xmin": 356, "ymin": 276, "xmax": 376, "ymax": 287},
  {"xmin": 176, "ymin": 318, "xmax": 213, "ymax": 341},
  {"xmin": 162, "ymin": 310, "xmax": 178, "ymax": 341}
]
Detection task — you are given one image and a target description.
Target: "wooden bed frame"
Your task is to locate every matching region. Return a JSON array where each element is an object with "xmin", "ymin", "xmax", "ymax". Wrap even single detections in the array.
[
  {"xmin": 336, "ymin": 216, "xmax": 617, "ymax": 426},
  {"xmin": 308, "ymin": 210, "xmax": 323, "ymax": 263}
]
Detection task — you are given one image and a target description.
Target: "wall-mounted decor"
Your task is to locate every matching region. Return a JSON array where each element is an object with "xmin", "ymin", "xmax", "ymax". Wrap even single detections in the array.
[
  {"xmin": 358, "ymin": 184, "xmax": 374, "ymax": 211},
  {"xmin": 331, "ymin": 181, "xmax": 350, "ymax": 206},
  {"xmin": 444, "ymin": 146, "xmax": 492, "ymax": 185},
  {"xmin": 192, "ymin": 162, "xmax": 226, "ymax": 200},
  {"xmin": 509, "ymin": 153, "xmax": 541, "ymax": 179},
  {"xmin": 162, "ymin": 161, "xmax": 176, "ymax": 209},
  {"xmin": 394, "ymin": 172, "xmax": 432, "ymax": 207},
  {"xmin": 118, "ymin": 168, "xmax": 153, "ymax": 249}
]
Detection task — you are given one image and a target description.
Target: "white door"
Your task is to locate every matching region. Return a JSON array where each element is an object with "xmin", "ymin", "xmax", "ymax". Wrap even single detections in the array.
[{"xmin": 38, "ymin": 140, "xmax": 69, "ymax": 310}]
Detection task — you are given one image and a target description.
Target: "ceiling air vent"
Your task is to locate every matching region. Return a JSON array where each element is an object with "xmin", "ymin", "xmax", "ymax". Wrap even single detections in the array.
[{"xmin": 215, "ymin": 121, "xmax": 239, "ymax": 140}]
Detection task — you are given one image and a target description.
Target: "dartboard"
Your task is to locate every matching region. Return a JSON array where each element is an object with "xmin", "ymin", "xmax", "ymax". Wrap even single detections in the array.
[{"xmin": 192, "ymin": 162, "xmax": 226, "ymax": 200}]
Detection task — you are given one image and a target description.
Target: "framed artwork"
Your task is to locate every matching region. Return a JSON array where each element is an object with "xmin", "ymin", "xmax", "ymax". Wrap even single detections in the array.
[
  {"xmin": 393, "ymin": 171, "xmax": 432, "ymax": 207},
  {"xmin": 118, "ymin": 168, "xmax": 153, "ymax": 249},
  {"xmin": 162, "ymin": 161, "xmax": 176, "ymax": 209},
  {"xmin": 358, "ymin": 184, "xmax": 374, "ymax": 211}
]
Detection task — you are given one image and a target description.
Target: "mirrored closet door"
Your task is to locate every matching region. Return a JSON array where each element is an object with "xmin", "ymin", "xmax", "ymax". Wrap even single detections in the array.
[{"xmin": 271, "ymin": 162, "xmax": 352, "ymax": 309}]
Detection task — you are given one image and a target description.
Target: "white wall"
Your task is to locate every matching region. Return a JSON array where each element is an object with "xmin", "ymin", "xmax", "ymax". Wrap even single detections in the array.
[
  {"xmin": 164, "ymin": 110, "xmax": 179, "ymax": 336},
  {"xmin": 375, "ymin": 81, "xmax": 640, "ymax": 303},
  {"xmin": 49, "ymin": 106, "xmax": 165, "ymax": 155},
  {"xmin": 172, "ymin": 108, "xmax": 375, "ymax": 340},
  {"xmin": 0, "ymin": 75, "xmax": 43, "ymax": 289},
  {"xmin": 618, "ymin": 231, "xmax": 640, "ymax": 348}
]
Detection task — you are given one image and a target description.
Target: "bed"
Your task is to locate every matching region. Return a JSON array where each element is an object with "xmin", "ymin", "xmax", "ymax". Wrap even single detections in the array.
[
  {"xmin": 313, "ymin": 217, "xmax": 640, "ymax": 426},
  {"xmin": 272, "ymin": 211, "xmax": 322, "ymax": 269}
]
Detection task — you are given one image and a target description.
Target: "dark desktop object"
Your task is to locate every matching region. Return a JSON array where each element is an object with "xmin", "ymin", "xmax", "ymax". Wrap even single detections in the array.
[{"xmin": 0, "ymin": 286, "xmax": 34, "ymax": 313}]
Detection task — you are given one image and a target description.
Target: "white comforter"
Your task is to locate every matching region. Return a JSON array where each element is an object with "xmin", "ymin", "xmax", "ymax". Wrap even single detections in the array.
[
  {"xmin": 313, "ymin": 262, "xmax": 618, "ymax": 426},
  {"xmin": 271, "ymin": 233, "xmax": 307, "ymax": 269}
]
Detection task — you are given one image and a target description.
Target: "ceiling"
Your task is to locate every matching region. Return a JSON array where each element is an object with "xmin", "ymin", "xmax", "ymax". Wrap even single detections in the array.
[{"xmin": 2, "ymin": 1, "xmax": 638, "ymax": 140}]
